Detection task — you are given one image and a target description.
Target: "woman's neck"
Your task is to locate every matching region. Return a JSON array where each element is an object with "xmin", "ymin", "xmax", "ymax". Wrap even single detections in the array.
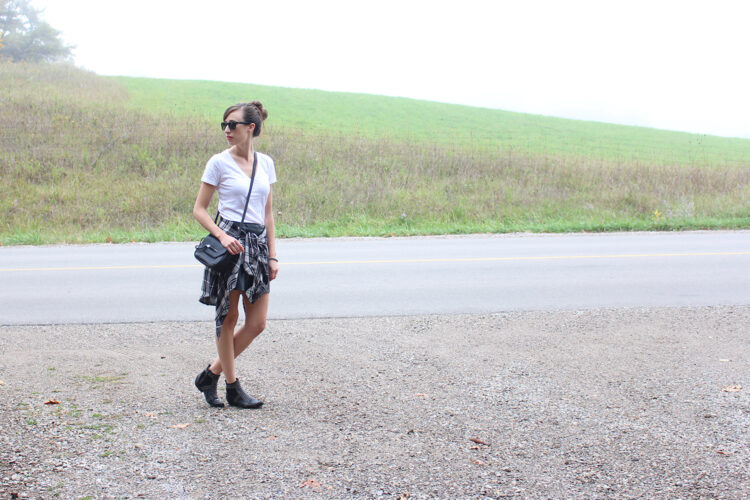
[{"xmin": 231, "ymin": 141, "xmax": 254, "ymax": 161}]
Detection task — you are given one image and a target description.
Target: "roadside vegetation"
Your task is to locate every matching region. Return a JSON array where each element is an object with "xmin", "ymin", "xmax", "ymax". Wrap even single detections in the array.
[{"xmin": 1, "ymin": 62, "xmax": 749, "ymax": 245}]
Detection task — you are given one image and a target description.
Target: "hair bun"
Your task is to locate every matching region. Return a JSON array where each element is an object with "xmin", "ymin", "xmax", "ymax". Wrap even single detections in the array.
[{"xmin": 250, "ymin": 100, "xmax": 268, "ymax": 121}]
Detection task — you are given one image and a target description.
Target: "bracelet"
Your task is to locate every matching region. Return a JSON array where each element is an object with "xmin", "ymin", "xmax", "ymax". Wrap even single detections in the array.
[{"xmin": 268, "ymin": 257, "xmax": 279, "ymax": 262}]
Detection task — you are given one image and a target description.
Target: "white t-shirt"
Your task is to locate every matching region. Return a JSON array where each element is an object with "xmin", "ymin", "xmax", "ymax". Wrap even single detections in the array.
[{"xmin": 201, "ymin": 150, "xmax": 277, "ymax": 225}]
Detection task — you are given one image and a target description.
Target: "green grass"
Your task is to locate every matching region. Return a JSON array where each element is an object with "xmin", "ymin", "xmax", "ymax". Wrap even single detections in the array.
[
  {"xmin": 113, "ymin": 75, "xmax": 750, "ymax": 166},
  {"xmin": 1, "ymin": 61, "xmax": 749, "ymax": 245}
]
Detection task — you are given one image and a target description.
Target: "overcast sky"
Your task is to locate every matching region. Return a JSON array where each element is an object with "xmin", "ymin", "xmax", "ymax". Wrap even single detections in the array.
[{"xmin": 31, "ymin": 0, "xmax": 750, "ymax": 138}]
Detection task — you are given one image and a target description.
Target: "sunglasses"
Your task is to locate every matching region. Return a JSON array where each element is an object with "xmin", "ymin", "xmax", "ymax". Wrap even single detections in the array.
[{"xmin": 221, "ymin": 120, "xmax": 252, "ymax": 131}]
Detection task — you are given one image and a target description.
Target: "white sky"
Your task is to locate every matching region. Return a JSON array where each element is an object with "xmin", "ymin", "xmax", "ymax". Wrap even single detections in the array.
[{"xmin": 31, "ymin": 0, "xmax": 750, "ymax": 138}]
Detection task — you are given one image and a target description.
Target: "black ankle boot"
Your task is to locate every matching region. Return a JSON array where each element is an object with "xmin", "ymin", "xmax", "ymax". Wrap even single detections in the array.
[
  {"xmin": 194, "ymin": 365, "xmax": 224, "ymax": 408},
  {"xmin": 226, "ymin": 379, "xmax": 263, "ymax": 409}
]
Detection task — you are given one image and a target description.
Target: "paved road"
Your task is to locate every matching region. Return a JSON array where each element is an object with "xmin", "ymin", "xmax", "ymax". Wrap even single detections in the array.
[{"xmin": 1, "ymin": 231, "xmax": 749, "ymax": 325}]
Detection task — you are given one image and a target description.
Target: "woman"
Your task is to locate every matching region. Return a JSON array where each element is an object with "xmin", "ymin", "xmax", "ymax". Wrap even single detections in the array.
[{"xmin": 192, "ymin": 101, "xmax": 279, "ymax": 409}]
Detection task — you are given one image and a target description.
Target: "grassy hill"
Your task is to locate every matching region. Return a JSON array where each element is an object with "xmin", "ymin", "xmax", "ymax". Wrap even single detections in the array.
[
  {"xmin": 114, "ymin": 76, "xmax": 750, "ymax": 167},
  {"xmin": 1, "ymin": 62, "xmax": 749, "ymax": 245}
]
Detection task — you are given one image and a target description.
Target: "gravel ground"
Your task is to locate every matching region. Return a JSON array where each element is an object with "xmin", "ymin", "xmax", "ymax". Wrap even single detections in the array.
[{"xmin": 1, "ymin": 306, "xmax": 748, "ymax": 499}]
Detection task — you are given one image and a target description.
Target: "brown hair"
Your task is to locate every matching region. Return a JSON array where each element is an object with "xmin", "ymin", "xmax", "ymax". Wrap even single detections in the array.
[{"xmin": 223, "ymin": 101, "xmax": 268, "ymax": 137}]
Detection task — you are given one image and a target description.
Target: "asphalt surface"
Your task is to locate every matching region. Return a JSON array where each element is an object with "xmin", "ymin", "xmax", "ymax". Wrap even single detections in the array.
[
  {"xmin": 1, "ymin": 231, "xmax": 749, "ymax": 325},
  {"xmin": 2, "ymin": 232, "xmax": 749, "ymax": 498}
]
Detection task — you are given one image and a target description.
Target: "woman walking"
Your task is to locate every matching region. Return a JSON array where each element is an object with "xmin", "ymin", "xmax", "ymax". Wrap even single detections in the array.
[{"xmin": 193, "ymin": 101, "xmax": 279, "ymax": 408}]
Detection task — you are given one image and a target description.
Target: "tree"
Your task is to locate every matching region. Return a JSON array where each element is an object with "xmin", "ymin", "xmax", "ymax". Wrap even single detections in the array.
[{"xmin": 0, "ymin": 0, "xmax": 72, "ymax": 62}]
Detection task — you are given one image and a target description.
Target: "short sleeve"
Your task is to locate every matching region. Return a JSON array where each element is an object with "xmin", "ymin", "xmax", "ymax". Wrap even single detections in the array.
[
  {"xmin": 264, "ymin": 154, "xmax": 277, "ymax": 184},
  {"xmin": 201, "ymin": 155, "xmax": 221, "ymax": 186}
]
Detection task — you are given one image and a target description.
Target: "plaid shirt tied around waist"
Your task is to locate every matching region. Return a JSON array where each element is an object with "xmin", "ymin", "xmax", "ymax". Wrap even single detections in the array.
[{"xmin": 199, "ymin": 218, "xmax": 270, "ymax": 337}]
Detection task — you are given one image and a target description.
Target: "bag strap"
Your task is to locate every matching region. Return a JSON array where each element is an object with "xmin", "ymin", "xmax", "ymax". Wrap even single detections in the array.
[
  {"xmin": 240, "ymin": 152, "xmax": 258, "ymax": 223},
  {"xmin": 214, "ymin": 152, "xmax": 258, "ymax": 224}
]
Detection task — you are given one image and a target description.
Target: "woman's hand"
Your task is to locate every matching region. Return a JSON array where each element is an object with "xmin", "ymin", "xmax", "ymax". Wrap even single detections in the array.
[
  {"xmin": 219, "ymin": 233, "xmax": 244, "ymax": 255},
  {"xmin": 269, "ymin": 259, "xmax": 279, "ymax": 281}
]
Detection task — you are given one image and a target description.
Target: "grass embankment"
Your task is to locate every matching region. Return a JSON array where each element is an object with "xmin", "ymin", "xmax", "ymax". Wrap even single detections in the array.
[
  {"xmin": 114, "ymin": 76, "xmax": 750, "ymax": 167},
  {"xmin": 1, "ymin": 62, "xmax": 749, "ymax": 245}
]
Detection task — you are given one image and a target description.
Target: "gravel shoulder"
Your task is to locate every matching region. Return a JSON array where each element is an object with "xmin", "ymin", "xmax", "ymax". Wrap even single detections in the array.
[{"xmin": 1, "ymin": 306, "xmax": 749, "ymax": 499}]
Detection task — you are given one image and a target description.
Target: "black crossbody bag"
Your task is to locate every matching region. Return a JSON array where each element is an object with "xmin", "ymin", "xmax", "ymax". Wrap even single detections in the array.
[{"xmin": 194, "ymin": 152, "xmax": 257, "ymax": 272}]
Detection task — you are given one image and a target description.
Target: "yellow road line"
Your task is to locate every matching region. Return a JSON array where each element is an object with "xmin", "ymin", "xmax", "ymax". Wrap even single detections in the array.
[
  {"xmin": 1, "ymin": 251, "xmax": 748, "ymax": 273},
  {"xmin": 0, "ymin": 264, "xmax": 201, "ymax": 272},
  {"xmin": 281, "ymin": 251, "xmax": 750, "ymax": 266}
]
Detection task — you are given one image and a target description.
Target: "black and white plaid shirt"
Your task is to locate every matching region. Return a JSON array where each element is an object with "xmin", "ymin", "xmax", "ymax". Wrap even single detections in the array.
[{"xmin": 199, "ymin": 217, "xmax": 270, "ymax": 337}]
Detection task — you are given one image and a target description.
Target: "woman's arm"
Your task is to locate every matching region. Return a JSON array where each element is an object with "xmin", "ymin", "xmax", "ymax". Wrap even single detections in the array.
[
  {"xmin": 193, "ymin": 182, "xmax": 244, "ymax": 254},
  {"xmin": 264, "ymin": 187, "xmax": 279, "ymax": 280}
]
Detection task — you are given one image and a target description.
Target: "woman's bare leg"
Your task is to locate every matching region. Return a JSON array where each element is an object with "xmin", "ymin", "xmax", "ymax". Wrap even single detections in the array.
[
  {"xmin": 215, "ymin": 290, "xmax": 242, "ymax": 383},
  {"xmin": 209, "ymin": 293, "xmax": 269, "ymax": 375}
]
